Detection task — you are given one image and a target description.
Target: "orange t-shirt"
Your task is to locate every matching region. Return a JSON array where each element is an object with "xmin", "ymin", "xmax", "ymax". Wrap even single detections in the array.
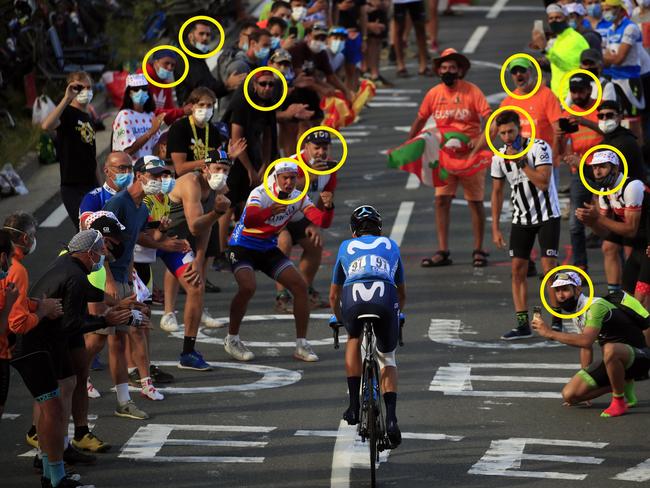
[
  {"xmin": 564, "ymin": 106, "xmax": 602, "ymax": 157},
  {"xmin": 417, "ymin": 80, "xmax": 491, "ymax": 140},
  {"xmin": 500, "ymin": 85, "xmax": 562, "ymax": 146},
  {"xmin": 0, "ymin": 284, "xmax": 7, "ymax": 360}
]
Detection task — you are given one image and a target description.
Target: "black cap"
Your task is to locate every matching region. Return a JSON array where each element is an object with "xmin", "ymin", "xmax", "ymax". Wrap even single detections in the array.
[
  {"xmin": 133, "ymin": 155, "xmax": 168, "ymax": 175},
  {"xmin": 598, "ymin": 99, "xmax": 622, "ymax": 113},
  {"xmin": 580, "ymin": 48, "xmax": 602, "ymax": 64},
  {"xmin": 89, "ymin": 215, "xmax": 129, "ymax": 242},
  {"xmin": 569, "ymin": 73, "xmax": 591, "ymax": 90},
  {"xmin": 205, "ymin": 149, "xmax": 232, "ymax": 166},
  {"xmin": 305, "ymin": 130, "xmax": 331, "ymax": 145}
]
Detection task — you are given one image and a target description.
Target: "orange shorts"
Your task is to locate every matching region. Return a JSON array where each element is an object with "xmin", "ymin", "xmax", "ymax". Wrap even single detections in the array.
[{"xmin": 435, "ymin": 168, "xmax": 487, "ymax": 201}]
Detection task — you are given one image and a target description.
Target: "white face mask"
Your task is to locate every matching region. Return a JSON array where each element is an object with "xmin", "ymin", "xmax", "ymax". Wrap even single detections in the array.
[
  {"xmin": 193, "ymin": 107, "xmax": 213, "ymax": 124},
  {"xmin": 598, "ymin": 119, "xmax": 618, "ymax": 134},
  {"xmin": 329, "ymin": 39, "xmax": 345, "ymax": 54},
  {"xmin": 291, "ymin": 6, "xmax": 307, "ymax": 21},
  {"xmin": 28, "ymin": 237, "xmax": 37, "ymax": 255},
  {"xmin": 208, "ymin": 172, "xmax": 228, "ymax": 191},
  {"xmin": 142, "ymin": 178, "xmax": 162, "ymax": 195},
  {"xmin": 76, "ymin": 89, "xmax": 93, "ymax": 105},
  {"xmin": 309, "ymin": 40, "xmax": 325, "ymax": 53}
]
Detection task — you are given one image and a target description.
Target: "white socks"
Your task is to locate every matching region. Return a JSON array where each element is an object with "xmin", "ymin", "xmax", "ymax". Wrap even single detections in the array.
[{"xmin": 115, "ymin": 383, "xmax": 131, "ymax": 405}]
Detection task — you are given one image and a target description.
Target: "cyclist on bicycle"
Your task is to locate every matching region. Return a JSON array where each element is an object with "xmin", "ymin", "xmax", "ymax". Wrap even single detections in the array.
[{"xmin": 329, "ymin": 205, "xmax": 406, "ymax": 448}]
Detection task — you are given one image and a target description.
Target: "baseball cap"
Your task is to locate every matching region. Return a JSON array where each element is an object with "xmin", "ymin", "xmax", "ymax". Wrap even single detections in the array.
[
  {"xmin": 205, "ymin": 149, "xmax": 232, "ymax": 166},
  {"xmin": 569, "ymin": 73, "xmax": 591, "ymax": 90},
  {"xmin": 270, "ymin": 48, "xmax": 292, "ymax": 64},
  {"xmin": 133, "ymin": 155, "xmax": 169, "ymax": 175},
  {"xmin": 598, "ymin": 99, "xmax": 622, "ymax": 112},
  {"xmin": 587, "ymin": 150, "xmax": 620, "ymax": 167},
  {"xmin": 508, "ymin": 58, "xmax": 533, "ymax": 72},
  {"xmin": 580, "ymin": 48, "xmax": 602, "ymax": 64},
  {"xmin": 88, "ymin": 214, "xmax": 129, "ymax": 242},
  {"xmin": 126, "ymin": 73, "xmax": 148, "ymax": 88},
  {"xmin": 551, "ymin": 271, "xmax": 582, "ymax": 288},
  {"xmin": 311, "ymin": 22, "xmax": 328, "ymax": 36},
  {"xmin": 306, "ymin": 130, "xmax": 331, "ymax": 145},
  {"xmin": 68, "ymin": 229, "xmax": 104, "ymax": 253},
  {"xmin": 565, "ymin": 2, "xmax": 586, "ymax": 16},
  {"xmin": 604, "ymin": 0, "xmax": 623, "ymax": 7},
  {"xmin": 328, "ymin": 26, "xmax": 348, "ymax": 36},
  {"xmin": 274, "ymin": 161, "xmax": 298, "ymax": 174},
  {"xmin": 546, "ymin": 3, "xmax": 568, "ymax": 16}
]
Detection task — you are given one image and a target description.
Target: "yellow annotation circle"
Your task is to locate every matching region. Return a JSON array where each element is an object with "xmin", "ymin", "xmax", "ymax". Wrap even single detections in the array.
[
  {"xmin": 540, "ymin": 265, "xmax": 594, "ymax": 319},
  {"xmin": 500, "ymin": 53, "xmax": 543, "ymax": 101},
  {"xmin": 295, "ymin": 125, "xmax": 348, "ymax": 175},
  {"xmin": 578, "ymin": 144, "xmax": 628, "ymax": 196},
  {"xmin": 485, "ymin": 105, "xmax": 537, "ymax": 160},
  {"xmin": 243, "ymin": 67, "xmax": 288, "ymax": 112},
  {"xmin": 141, "ymin": 45, "xmax": 189, "ymax": 89},
  {"xmin": 263, "ymin": 157, "xmax": 311, "ymax": 205},
  {"xmin": 559, "ymin": 69, "xmax": 603, "ymax": 117},
  {"xmin": 178, "ymin": 15, "xmax": 225, "ymax": 59}
]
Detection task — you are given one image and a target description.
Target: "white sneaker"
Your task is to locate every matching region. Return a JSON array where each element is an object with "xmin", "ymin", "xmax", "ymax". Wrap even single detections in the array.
[
  {"xmin": 141, "ymin": 384, "xmax": 165, "ymax": 401},
  {"xmin": 224, "ymin": 336, "xmax": 255, "ymax": 361},
  {"xmin": 87, "ymin": 378, "xmax": 100, "ymax": 399},
  {"xmin": 160, "ymin": 312, "xmax": 179, "ymax": 333},
  {"xmin": 201, "ymin": 309, "xmax": 227, "ymax": 328},
  {"xmin": 294, "ymin": 341, "xmax": 319, "ymax": 362}
]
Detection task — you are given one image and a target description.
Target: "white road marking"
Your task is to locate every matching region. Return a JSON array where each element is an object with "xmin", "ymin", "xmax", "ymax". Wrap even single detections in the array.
[
  {"xmin": 487, "ymin": 0, "xmax": 510, "ymax": 18},
  {"xmin": 428, "ymin": 318, "xmax": 573, "ymax": 349},
  {"xmin": 469, "ymin": 438, "xmax": 607, "ymax": 480},
  {"xmin": 453, "ymin": 4, "xmax": 543, "ymax": 12},
  {"xmin": 372, "ymin": 96, "xmax": 413, "ymax": 102},
  {"xmin": 333, "ymin": 138, "xmax": 361, "ymax": 144},
  {"xmin": 376, "ymin": 89, "xmax": 421, "ymax": 94},
  {"xmin": 369, "ymin": 102, "xmax": 418, "ymax": 108},
  {"xmin": 463, "ymin": 26, "xmax": 489, "ymax": 54},
  {"xmin": 337, "ymin": 131, "xmax": 370, "ymax": 137},
  {"xmin": 119, "ymin": 424, "xmax": 274, "ymax": 463},
  {"xmin": 389, "ymin": 201, "xmax": 414, "ymax": 247},
  {"xmin": 19, "ymin": 416, "xmax": 97, "ymax": 457},
  {"xmin": 379, "ymin": 149, "xmax": 388, "ymax": 155},
  {"xmin": 124, "ymin": 361, "xmax": 301, "ymax": 394},
  {"xmin": 487, "ymin": 92, "xmax": 508, "ymax": 105},
  {"xmin": 405, "ymin": 173, "xmax": 421, "ymax": 190},
  {"xmin": 394, "ymin": 126, "xmax": 410, "ymax": 132},
  {"xmin": 40, "ymin": 203, "xmax": 68, "ymax": 228},
  {"xmin": 330, "ymin": 420, "xmax": 356, "ymax": 488},
  {"xmin": 2, "ymin": 413, "xmax": 20, "ymax": 420},
  {"xmin": 615, "ymin": 458, "xmax": 650, "ymax": 482},
  {"xmin": 295, "ymin": 430, "xmax": 463, "ymax": 442},
  {"xmin": 430, "ymin": 362, "xmax": 579, "ymax": 399}
]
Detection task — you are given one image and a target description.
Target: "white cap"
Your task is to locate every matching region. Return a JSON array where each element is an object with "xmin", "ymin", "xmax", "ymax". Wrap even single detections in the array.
[
  {"xmin": 126, "ymin": 73, "xmax": 148, "ymax": 87},
  {"xmin": 565, "ymin": 2, "xmax": 586, "ymax": 15},
  {"xmin": 588, "ymin": 150, "xmax": 620, "ymax": 167},
  {"xmin": 546, "ymin": 3, "xmax": 569, "ymax": 16},
  {"xmin": 551, "ymin": 271, "xmax": 582, "ymax": 288},
  {"xmin": 274, "ymin": 161, "xmax": 298, "ymax": 175}
]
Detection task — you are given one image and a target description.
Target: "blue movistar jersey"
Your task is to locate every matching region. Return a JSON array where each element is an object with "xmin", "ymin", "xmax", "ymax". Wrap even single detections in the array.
[
  {"xmin": 331, "ymin": 235, "xmax": 404, "ymax": 287},
  {"xmin": 79, "ymin": 183, "xmax": 116, "ymax": 220}
]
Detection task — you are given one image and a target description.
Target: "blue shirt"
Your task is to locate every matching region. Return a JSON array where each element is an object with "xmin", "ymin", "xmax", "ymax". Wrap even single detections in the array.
[
  {"xmin": 603, "ymin": 17, "xmax": 642, "ymax": 79},
  {"xmin": 332, "ymin": 235, "xmax": 404, "ymax": 287},
  {"xmin": 103, "ymin": 190, "xmax": 149, "ymax": 283},
  {"xmin": 79, "ymin": 184, "xmax": 116, "ymax": 218}
]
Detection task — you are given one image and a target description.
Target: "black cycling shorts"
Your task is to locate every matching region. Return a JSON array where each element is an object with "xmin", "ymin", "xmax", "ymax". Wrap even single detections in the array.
[
  {"xmin": 341, "ymin": 280, "xmax": 400, "ymax": 353},
  {"xmin": 509, "ymin": 218, "xmax": 560, "ymax": 260},
  {"xmin": 0, "ymin": 359, "xmax": 9, "ymax": 406},
  {"xmin": 622, "ymin": 247, "xmax": 650, "ymax": 293},
  {"xmin": 10, "ymin": 351, "xmax": 59, "ymax": 401},
  {"xmin": 393, "ymin": 1, "xmax": 426, "ymax": 23},
  {"xmin": 285, "ymin": 217, "xmax": 312, "ymax": 246},
  {"xmin": 580, "ymin": 346, "xmax": 650, "ymax": 388},
  {"xmin": 226, "ymin": 245, "xmax": 294, "ymax": 280}
]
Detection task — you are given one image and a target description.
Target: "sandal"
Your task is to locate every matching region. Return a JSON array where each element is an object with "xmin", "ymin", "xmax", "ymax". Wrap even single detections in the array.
[
  {"xmin": 396, "ymin": 68, "xmax": 410, "ymax": 78},
  {"xmin": 472, "ymin": 249, "xmax": 489, "ymax": 268},
  {"xmin": 418, "ymin": 67, "xmax": 433, "ymax": 77},
  {"xmin": 421, "ymin": 250, "xmax": 452, "ymax": 267}
]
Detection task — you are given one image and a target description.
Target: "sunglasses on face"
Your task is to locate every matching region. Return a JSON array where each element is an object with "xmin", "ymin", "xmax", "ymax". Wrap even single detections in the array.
[
  {"xmin": 257, "ymin": 81, "xmax": 275, "ymax": 87},
  {"xmin": 597, "ymin": 112, "xmax": 617, "ymax": 120},
  {"xmin": 510, "ymin": 67, "xmax": 527, "ymax": 75}
]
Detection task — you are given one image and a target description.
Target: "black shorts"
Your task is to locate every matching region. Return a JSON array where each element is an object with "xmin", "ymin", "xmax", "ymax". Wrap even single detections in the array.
[
  {"xmin": 341, "ymin": 280, "xmax": 400, "ymax": 353},
  {"xmin": 10, "ymin": 351, "xmax": 59, "ymax": 401},
  {"xmin": 580, "ymin": 346, "xmax": 650, "ymax": 388},
  {"xmin": 285, "ymin": 218, "xmax": 311, "ymax": 245},
  {"xmin": 0, "ymin": 359, "xmax": 9, "ymax": 406},
  {"xmin": 393, "ymin": 1, "xmax": 426, "ymax": 23},
  {"xmin": 187, "ymin": 222, "xmax": 220, "ymax": 258},
  {"xmin": 509, "ymin": 218, "xmax": 560, "ymax": 260},
  {"xmin": 226, "ymin": 245, "xmax": 294, "ymax": 280},
  {"xmin": 68, "ymin": 332, "xmax": 85, "ymax": 350}
]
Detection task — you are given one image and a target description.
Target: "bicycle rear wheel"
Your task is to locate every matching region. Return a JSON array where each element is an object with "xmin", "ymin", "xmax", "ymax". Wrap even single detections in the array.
[{"xmin": 367, "ymin": 360, "xmax": 379, "ymax": 487}]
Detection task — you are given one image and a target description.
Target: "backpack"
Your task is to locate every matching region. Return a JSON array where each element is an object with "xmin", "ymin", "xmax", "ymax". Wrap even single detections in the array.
[{"xmin": 603, "ymin": 290, "xmax": 650, "ymax": 331}]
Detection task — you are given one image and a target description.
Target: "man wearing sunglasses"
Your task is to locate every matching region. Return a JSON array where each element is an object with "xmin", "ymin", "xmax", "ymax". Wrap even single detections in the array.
[{"xmin": 532, "ymin": 271, "xmax": 650, "ymax": 418}]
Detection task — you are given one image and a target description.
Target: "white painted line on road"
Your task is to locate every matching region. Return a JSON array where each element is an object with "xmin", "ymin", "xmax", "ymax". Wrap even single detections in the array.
[
  {"xmin": 487, "ymin": 0, "xmax": 509, "ymax": 18},
  {"xmin": 333, "ymin": 138, "xmax": 361, "ymax": 144},
  {"xmin": 337, "ymin": 131, "xmax": 370, "ymax": 137},
  {"xmin": 470, "ymin": 374, "xmax": 569, "ymax": 383},
  {"xmin": 372, "ymin": 96, "xmax": 413, "ymax": 102},
  {"xmin": 394, "ymin": 126, "xmax": 410, "ymax": 133},
  {"xmin": 379, "ymin": 149, "xmax": 388, "ymax": 155},
  {"xmin": 330, "ymin": 420, "xmax": 356, "ymax": 488},
  {"xmin": 40, "ymin": 203, "xmax": 68, "ymax": 228},
  {"xmin": 463, "ymin": 26, "xmax": 488, "ymax": 54},
  {"xmin": 165, "ymin": 439, "xmax": 268, "ymax": 448},
  {"xmin": 469, "ymin": 438, "xmax": 607, "ymax": 480},
  {"xmin": 487, "ymin": 92, "xmax": 508, "ymax": 105},
  {"xmin": 295, "ymin": 430, "xmax": 464, "ymax": 442},
  {"xmin": 471, "ymin": 60, "xmax": 502, "ymax": 70},
  {"xmin": 405, "ymin": 173, "xmax": 421, "ymax": 190},
  {"xmin": 389, "ymin": 201, "xmax": 414, "ymax": 247},
  {"xmin": 454, "ymin": 4, "xmax": 543, "ymax": 12},
  {"xmin": 376, "ymin": 89, "xmax": 421, "ymax": 94},
  {"xmin": 369, "ymin": 102, "xmax": 418, "ymax": 108},
  {"xmin": 2, "ymin": 413, "xmax": 20, "ymax": 420},
  {"xmin": 615, "ymin": 458, "xmax": 650, "ymax": 482}
]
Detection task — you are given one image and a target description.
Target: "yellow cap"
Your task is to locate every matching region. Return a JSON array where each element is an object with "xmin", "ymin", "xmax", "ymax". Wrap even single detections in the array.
[{"xmin": 604, "ymin": 0, "xmax": 623, "ymax": 7}]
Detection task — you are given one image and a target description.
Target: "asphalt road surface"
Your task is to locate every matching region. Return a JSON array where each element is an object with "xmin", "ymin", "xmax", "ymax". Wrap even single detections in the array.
[{"xmin": 2, "ymin": 1, "xmax": 650, "ymax": 487}]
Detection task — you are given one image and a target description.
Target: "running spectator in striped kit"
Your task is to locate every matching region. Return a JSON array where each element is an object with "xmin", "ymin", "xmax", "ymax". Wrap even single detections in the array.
[{"xmin": 490, "ymin": 110, "xmax": 563, "ymax": 340}]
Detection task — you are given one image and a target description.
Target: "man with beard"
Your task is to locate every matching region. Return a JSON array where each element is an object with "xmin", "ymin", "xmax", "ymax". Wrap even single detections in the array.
[
  {"xmin": 576, "ymin": 149, "xmax": 650, "ymax": 311},
  {"xmin": 532, "ymin": 271, "xmax": 650, "ymax": 418}
]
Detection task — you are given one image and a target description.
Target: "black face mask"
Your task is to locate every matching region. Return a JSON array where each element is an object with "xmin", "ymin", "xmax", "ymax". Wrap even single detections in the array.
[
  {"xmin": 441, "ymin": 72, "xmax": 459, "ymax": 86},
  {"xmin": 595, "ymin": 167, "xmax": 618, "ymax": 189},
  {"xmin": 558, "ymin": 294, "xmax": 579, "ymax": 312},
  {"xmin": 549, "ymin": 21, "xmax": 568, "ymax": 34},
  {"xmin": 586, "ymin": 67, "xmax": 599, "ymax": 77},
  {"xmin": 107, "ymin": 241, "xmax": 125, "ymax": 261}
]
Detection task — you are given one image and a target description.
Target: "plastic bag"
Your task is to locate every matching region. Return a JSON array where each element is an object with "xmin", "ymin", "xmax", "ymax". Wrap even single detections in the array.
[
  {"xmin": 32, "ymin": 95, "xmax": 56, "ymax": 126},
  {"xmin": 0, "ymin": 163, "xmax": 28, "ymax": 196}
]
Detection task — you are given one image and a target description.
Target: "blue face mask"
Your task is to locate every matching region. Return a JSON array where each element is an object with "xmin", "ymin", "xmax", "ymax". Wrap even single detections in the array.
[
  {"xmin": 271, "ymin": 37, "xmax": 281, "ymax": 49},
  {"xmin": 161, "ymin": 177, "xmax": 175, "ymax": 194},
  {"xmin": 602, "ymin": 10, "xmax": 616, "ymax": 22},
  {"xmin": 242, "ymin": 41, "xmax": 249, "ymax": 52},
  {"xmin": 510, "ymin": 135, "xmax": 523, "ymax": 151},
  {"xmin": 284, "ymin": 68, "xmax": 295, "ymax": 84},
  {"xmin": 586, "ymin": 3, "xmax": 602, "ymax": 18},
  {"xmin": 114, "ymin": 172, "xmax": 133, "ymax": 190},
  {"xmin": 91, "ymin": 253, "xmax": 105, "ymax": 273},
  {"xmin": 130, "ymin": 89, "xmax": 149, "ymax": 106},
  {"xmin": 255, "ymin": 46, "xmax": 271, "ymax": 60},
  {"xmin": 195, "ymin": 42, "xmax": 210, "ymax": 53},
  {"xmin": 568, "ymin": 19, "xmax": 577, "ymax": 29},
  {"xmin": 155, "ymin": 65, "xmax": 173, "ymax": 80}
]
